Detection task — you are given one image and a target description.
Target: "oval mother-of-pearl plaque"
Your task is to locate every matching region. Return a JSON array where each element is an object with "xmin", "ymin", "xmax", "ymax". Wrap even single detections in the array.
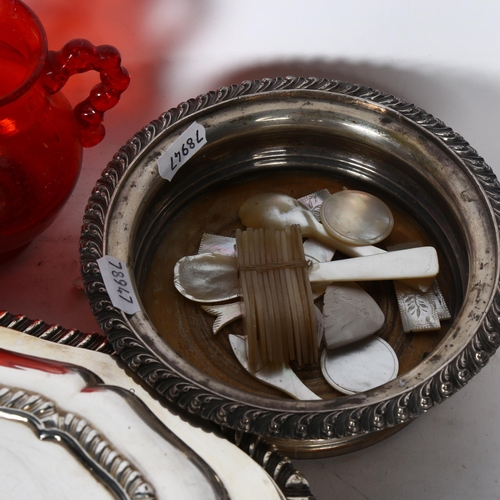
[
  {"xmin": 320, "ymin": 190, "xmax": 394, "ymax": 245},
  {"xmin": 321, "ymin": 336, "xmax": 399, "ymax": 395}
]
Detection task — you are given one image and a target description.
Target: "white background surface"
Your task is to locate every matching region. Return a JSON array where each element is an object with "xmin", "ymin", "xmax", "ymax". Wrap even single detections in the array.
[{"xmin": 1, "ymin": 1, "xmax": 500, "ymax": 498}]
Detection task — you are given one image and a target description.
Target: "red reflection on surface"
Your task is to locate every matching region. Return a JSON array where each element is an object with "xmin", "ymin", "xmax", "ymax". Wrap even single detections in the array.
[
  {"xmin": 0, "ymin": 348, "xmax": 68, "ymax": 374},
  {"xmin": 25, "ymin": 0, "xmax": 198, "ymax": 133},
  {"xmin": 0, "ymin": 118, "xmax": 17, "ymax": 135}
]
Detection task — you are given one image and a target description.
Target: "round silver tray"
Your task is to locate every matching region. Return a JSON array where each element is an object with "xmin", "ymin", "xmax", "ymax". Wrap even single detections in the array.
[{"xmin": 80, "ymin": 76, "xmax": 500, "ymax": 457}]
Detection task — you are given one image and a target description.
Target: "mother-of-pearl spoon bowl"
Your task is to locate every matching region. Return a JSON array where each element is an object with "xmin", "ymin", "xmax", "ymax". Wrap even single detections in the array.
[{"xmin": 174, "ymin": 252, "xmax": 239, "ymax": 303}]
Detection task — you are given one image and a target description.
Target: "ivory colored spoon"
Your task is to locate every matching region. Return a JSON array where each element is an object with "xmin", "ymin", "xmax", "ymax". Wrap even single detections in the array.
[
  {"xmin": 174, "ymin": 246, "xmax": 438, "ymax": 303},
  {"xmin": 239, "ymin": 192, "xmax": 433, "ymax": 292}
]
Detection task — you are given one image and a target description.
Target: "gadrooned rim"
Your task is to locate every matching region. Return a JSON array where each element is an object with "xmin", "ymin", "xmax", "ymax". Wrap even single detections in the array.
[{"xmin": 80, "ymin": 76, "xmax": 500, "ymax": 440}]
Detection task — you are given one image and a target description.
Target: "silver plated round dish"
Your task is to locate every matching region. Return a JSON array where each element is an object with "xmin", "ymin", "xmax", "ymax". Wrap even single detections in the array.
[{"xmin": 80, "ymin": 76, "xmax": 500, "ymax": 458}]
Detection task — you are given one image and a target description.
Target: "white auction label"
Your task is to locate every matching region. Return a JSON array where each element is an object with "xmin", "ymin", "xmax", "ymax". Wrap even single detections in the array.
[
  {"xmin": 158, "ymin": 121, "xmax": 207, "ymax": 181},
  {"xmin": 97, "ymin": 256, "xmax": 141, "ymax": 315}
]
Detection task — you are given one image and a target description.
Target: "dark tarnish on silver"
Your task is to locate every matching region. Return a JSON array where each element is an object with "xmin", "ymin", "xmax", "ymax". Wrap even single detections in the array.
[
  {"xmin": 225, "ymin": 429, "xmax": 315, "ymax": 499},
  {"xmin": 0, "ymin": 310, "xmax": 113, "ymax": 353},
  {"xmin": 79, "ymin": 76, "xmax": 500, "ymax": 444}
]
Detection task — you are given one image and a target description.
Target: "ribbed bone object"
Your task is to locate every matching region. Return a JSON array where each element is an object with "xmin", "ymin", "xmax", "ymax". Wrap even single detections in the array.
[{"xmin": 235, "ymin": 225, "xmax": 318, "ymax": 369}]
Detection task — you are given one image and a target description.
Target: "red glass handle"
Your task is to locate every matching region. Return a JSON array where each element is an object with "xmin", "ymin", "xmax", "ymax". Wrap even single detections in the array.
[{"xmin": 42, "ymin": 39, "xmax": 130, "ymax": 147}]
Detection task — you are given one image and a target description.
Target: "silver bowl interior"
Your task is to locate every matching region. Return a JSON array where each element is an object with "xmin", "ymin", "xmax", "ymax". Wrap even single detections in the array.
[{"xmin": 82, "ymin": 78, "xmax": 500, "ymax": 456}]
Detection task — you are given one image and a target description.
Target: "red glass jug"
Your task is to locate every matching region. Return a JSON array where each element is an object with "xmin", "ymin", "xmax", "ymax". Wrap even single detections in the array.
[{"xmin": 0, "ymin": 0, "xmax": 129, "ymax": 262}]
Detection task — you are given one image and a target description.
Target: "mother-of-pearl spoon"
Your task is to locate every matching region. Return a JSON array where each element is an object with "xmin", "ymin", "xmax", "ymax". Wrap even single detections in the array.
[
  {"xmin": 174, "ymin": 246, "xmax": 438, "ymax": 303},
  {"xmin": 239, "ymin": 193, "xmax": 433, "ymax": 292}
]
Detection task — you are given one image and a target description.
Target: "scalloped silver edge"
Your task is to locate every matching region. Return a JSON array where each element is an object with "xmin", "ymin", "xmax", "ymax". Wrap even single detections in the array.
[
  {"xmin": 79, "ymin": 75, "xmax": 500, "ymax": 444},
  {"xmin": 0, "ymin": 385, "xmax": 155, "ymax": 500},
  {"xmin": 0, "ymin": 310, "xmax": 314, "ymax": 498}
]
